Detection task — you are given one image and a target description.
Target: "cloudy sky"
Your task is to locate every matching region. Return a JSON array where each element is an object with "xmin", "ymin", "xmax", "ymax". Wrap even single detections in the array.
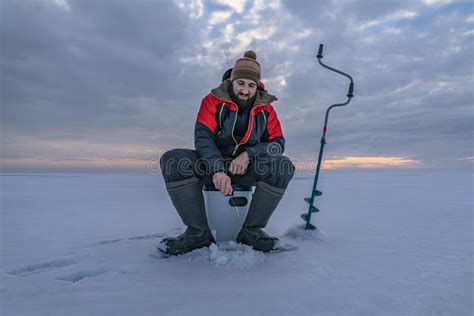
[{"xmin": 1, "ymin": 0, "xmax": 473, "ymax": 172}]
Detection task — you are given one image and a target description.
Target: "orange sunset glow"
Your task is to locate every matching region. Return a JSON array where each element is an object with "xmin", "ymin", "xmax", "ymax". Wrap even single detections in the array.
[
  {"xmin": 293, "ymin": 156, "xmax": 420, "ymax": 171},
  {"xmin": 1, "ymin": 156, "xmax": 421, "ymax": 172},
  {"xmin": 322, "ymin": 156, "xmax": 420, "ymax": 169}
]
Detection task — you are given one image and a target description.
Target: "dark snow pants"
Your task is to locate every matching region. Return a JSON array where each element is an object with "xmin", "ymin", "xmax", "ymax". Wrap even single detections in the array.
[{"xmin": 160, "ymin": 148, "xmax": 295, "ymax": 189}]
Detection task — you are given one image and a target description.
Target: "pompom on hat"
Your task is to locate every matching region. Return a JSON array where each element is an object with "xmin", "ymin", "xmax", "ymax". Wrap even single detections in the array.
[{"xmin": 230, "ymin": 50, "xmax": 261, "ymax": 84}]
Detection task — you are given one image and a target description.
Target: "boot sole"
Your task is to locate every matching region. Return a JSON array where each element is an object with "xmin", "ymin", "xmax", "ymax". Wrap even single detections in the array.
[{"xmin": 157, "ymin": 239, "xmax": 213, "ymax": 257}]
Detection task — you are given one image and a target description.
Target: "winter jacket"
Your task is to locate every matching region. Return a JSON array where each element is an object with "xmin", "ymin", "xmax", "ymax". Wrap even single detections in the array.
[{"xmin": 194, "ymin": 79, "xmax": 285, "ymax": 174}]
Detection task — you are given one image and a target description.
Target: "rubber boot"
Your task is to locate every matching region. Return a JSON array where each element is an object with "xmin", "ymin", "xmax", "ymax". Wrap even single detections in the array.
[
  {"xmin": 157, "ymin": 177, "xmax": 214, "ymax": 256},
  {"xmin": 236, "ymin": 181, "xmax": 285, "ymax": 252}
]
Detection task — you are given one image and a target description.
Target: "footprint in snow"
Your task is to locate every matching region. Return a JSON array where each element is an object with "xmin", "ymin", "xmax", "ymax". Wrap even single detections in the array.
[
  {"xmin": 7, "ymin": 258, "xmax": 78, "ymax": 277},
  {"xmin": 95, "ymin": 233, "xmax": 165, "ymax": 245},
  {"xmin": 56, "ymin": 268, "xmax": 109, "ymax": 283}
]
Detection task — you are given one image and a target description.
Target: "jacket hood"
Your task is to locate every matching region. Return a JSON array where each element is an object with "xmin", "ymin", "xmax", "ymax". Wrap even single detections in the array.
[{"xmin": 211, "ymin": 79, "xmax": 278, "ymax": 105}]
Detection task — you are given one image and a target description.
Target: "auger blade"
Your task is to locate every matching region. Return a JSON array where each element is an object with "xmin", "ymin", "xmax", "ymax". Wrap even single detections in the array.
[
  {"xmin": 304, "ymin": 198, "xmax": 321, "ymax": 210},
  {"xmin": 303, "ymin": 204, "xmax": 319, "ymax": 213},
  {"xmin": 305, "ymin": 222, "xmax": 317, "ymax": 230}
]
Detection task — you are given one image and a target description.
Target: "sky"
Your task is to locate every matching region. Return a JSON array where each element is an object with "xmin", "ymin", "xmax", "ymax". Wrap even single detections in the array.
[{"xmin": 1, "ymin": 0, "xmax": 473, "ymax": 172}]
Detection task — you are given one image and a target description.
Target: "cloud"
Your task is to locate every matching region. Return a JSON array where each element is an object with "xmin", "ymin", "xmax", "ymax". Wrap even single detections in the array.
[
  {"xmin": 278, "ymin": 0, "xmax": 473, "ymax": 168},
  {"xmin": 174, "ymin": 0, "xmax": 204, "ymax": 19},
  {"xmin": 213, "ymin": 0, "xmax": 246, "ymax": 14},
  {"xmin": 208, "ymin": 10, "xmax": 232, "ymax": 25},
  {"xmin": 1, "ymin": 0, "xmax": 204, "ymax": 158},
  {"xmin": 422, "ymin": 0, "xmax": 451, "ymax": 6},
  {"xmin": 54, "ymin": 0, "xmax": 71, "ymax": 11},
  {"xmin": 1, "ymin": 0, "xmax": 473, "ymax": 171},
  {"xmin": 229, "ymin": 26, "xmax": 278, "ymax": 54},
  {"xmin": 356, "ymin": 10, "xmax": 418, "ymax": 31}
]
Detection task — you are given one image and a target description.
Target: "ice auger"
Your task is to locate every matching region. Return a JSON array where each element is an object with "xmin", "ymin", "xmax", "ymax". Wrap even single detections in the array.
[{"xmin": 301, "ymin": 44, "xmax": 355, "ymax": 230}]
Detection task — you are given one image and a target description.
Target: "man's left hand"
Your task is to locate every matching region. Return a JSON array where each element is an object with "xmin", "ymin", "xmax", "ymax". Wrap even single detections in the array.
[{"xmin": 229, "ymin": 151, "xmax": 250, "ymax": 175}]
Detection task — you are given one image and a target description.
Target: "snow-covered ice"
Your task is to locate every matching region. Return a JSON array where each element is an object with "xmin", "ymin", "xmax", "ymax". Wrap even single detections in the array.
[{"xmin": 1, "ymin": 171, "xmax": 472, "ymax": 315}]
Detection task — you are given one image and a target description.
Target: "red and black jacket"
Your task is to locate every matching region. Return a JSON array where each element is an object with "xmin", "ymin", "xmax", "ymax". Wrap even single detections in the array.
[{"xmin": 194, "ymin": 79, "xmax": 285, "ymax": 174}]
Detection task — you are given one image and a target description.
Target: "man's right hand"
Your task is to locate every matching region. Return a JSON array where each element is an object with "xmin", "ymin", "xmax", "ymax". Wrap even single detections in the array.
[{"xmin": 212, "ymin": 172, "xmax": 233, "ymax": 196}]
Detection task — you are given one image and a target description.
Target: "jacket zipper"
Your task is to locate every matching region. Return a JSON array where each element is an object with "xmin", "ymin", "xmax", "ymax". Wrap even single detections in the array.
[
  {"xmin": 231, "ymin": 107, "xmax": 239, "ymax": 156},
  {"xmin": 232, "ymin": 109, "xmax": 256, "ymax": 156},
  {"xmin": 218, "ymin": 104, "xmax": 224, "ymax": 129},
  {"xmin": 215, "ymin": 104, "xmax": 225, "ymax": 139}
]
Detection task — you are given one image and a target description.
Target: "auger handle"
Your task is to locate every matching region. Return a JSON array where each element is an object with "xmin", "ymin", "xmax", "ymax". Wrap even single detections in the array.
[
  {"xmin": 348, "ymin": 82, "xmax": 354, "ymax": 98},
  {"xmin": 317, "ymin": 44, "xmax": 324, "ymax": 59}
]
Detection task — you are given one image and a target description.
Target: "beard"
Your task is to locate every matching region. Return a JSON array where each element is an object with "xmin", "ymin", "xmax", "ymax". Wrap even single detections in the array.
[{"xmin": 229, "ymin": 86, "xmax": 256, "ymax": 109}]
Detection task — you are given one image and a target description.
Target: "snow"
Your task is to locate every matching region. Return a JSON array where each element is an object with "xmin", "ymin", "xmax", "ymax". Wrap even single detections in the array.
[
  {"xmin": 284, "ymin": 224, "xmax": 323, "ymax": 240},
  {"xmin": 1, "ymin": 171, "xmax": 473, "ymax": 315}
]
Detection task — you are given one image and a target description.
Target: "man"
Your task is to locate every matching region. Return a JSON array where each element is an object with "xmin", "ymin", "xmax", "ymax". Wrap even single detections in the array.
[{"xmin": 158, "ymin": 51, "xmax": 295, "ymax": 256}]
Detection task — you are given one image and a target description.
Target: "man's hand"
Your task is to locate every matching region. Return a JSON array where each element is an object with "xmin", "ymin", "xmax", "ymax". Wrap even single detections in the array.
[
  {"xmin": 212, "ymin": 172, "xmax": 233, "ymax": 195},
  {"xmin": 229, "ymin": 151, "xmax": 249, "ymax": 175}
]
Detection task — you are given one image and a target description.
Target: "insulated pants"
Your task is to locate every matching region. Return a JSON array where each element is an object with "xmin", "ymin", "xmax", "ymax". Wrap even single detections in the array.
[{"xmin": 160, "ymin": 148, "xmax": 295, "ymax": 189}]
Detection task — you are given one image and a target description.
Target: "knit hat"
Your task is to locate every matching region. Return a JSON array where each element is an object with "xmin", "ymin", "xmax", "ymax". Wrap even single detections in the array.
[{"xmin": 230, "ymin": 50, "xmax": 261, "ymax": 84}]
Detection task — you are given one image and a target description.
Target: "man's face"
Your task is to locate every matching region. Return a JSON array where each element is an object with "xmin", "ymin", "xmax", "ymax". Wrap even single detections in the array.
[{"xmin": 232, "ymin": 78, "xmax": 257, "ymax": 103}]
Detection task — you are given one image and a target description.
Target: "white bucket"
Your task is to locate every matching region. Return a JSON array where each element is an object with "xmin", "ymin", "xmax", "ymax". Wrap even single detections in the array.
[{"xmin": 203, "ymin": 185, "xmax": 253, "ymax": 242}]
